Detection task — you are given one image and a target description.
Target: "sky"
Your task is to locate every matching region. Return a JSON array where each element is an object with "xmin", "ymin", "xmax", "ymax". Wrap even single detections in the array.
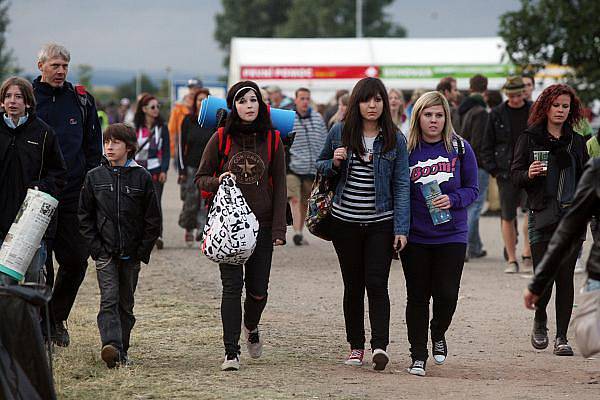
[{"xmin": 7, "ymin": 0, "xmax": 521, "ymax": 79}]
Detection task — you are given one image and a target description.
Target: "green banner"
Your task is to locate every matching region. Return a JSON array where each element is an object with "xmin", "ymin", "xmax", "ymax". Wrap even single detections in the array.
[{"xmin": 379, "ymin": 64, "xmax": 515, "ymax": 79}]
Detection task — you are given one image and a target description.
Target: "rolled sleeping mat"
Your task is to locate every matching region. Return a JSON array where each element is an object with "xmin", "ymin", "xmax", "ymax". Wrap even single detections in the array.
[{"xmin": 198, "ymin": 95, "xmax": 295, "ymax": 138}]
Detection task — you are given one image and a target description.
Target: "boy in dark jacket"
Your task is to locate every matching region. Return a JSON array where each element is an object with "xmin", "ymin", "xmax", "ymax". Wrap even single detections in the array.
[{"xmin": 78, "ymin": 123, "xmax": 161, "ymax": 368}]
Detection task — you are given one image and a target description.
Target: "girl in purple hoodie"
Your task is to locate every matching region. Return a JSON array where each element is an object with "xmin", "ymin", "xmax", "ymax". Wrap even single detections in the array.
[{"xmin": 401, "ymin": 91, "xmax": 478, "ymax": 377}]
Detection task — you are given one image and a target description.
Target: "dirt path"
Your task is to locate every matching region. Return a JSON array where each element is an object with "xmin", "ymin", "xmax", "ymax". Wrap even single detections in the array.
[{"xmin": 54, "ymin": 178, "xmax": 599, "ymax": 399}]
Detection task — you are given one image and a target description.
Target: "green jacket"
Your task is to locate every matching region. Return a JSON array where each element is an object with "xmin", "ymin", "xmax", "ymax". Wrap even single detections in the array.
[{"xmin": 587, "ymin": 136, "xmax": 600, "ymax": 158}]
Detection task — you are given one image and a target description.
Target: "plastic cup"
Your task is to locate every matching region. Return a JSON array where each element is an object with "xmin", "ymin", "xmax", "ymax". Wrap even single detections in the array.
[{"xmin": 533, "ymin": 150, "xmax": 549, "ymax": 175}]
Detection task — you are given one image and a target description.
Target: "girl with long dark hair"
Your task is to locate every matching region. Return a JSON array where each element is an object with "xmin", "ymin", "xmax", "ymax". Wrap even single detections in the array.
[
  {"xmin": 316, "ymin": 77, "xmax": 410, "ymax": 371},
  {"xmin": 195, "ymin": 81, "xmax": 287, "ymax": 371},
  {"xmin": 133, "ymin": 94, "xmax": 170, "ymax": 249},
  {"xmin": 402, "ymin": 91, "xmax": 478, "ymax": 376},
  {"xmin": 512, "ymin": 84, "xmax": 588, "ymax": 356},
  {"xmin": 177, "ymin": 88, "xmax": 212, "ymax": 246}
]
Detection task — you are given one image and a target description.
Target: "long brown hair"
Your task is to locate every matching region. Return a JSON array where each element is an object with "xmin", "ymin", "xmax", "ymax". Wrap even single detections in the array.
[
  {"xmin": 342, "ymin": 78, "xmax": 397, "ymax": 154},
  {"xmin": 134, "ymin": 94, "xmax": 164, "ymax": 130},
  {"xmin": 528, "ymin": 84, "xmax": 582, "ymax": 128}
]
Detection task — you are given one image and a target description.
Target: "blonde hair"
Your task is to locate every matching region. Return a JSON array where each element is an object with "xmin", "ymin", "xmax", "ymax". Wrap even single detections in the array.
[
  {"xmin": 407, "ymin": 91, "xmax": 455, "ymax": 153},
  {"xmin": 37, "ymin": 43, "xmax": 71, "ymax": 64},
  {"xmin": 388, "ymin": 88, "xmax": 405, "ymax": 126}
]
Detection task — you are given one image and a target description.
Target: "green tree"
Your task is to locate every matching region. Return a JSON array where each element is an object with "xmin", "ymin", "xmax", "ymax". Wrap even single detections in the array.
[
  {"xmin": 499, "ymin": 0, "xmax": 600, "ymax": 103},
  {"xmin": 276, "ymin": 0, "xmax": 405, "ymax": 38},
  {"xmin": 0, "ymin": 0, "xmax": 20, "ymax": 79},
  {"xmin": 115, "ymin": 74, "xmax": 158, "ymax": 101},
  {"xmin": 215, "ymin": 0, "xmax": 405, "ymax": 68},
  {"xmin": 215, "ymin": 0, "xmax": 292, "ymax": 67},
  {"xmin": 75, "ymin": 64, "xmax": 93, "ymax": 91}
]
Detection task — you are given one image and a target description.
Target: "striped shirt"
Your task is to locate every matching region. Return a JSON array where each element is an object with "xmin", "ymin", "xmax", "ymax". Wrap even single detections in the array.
[
  {"xmin": 332, "ymin": 136, "xmax": 393, "ymax": 223},
  {"xmin": 289, "ymin": 109, "xmax": 327, "ymax": 175}
]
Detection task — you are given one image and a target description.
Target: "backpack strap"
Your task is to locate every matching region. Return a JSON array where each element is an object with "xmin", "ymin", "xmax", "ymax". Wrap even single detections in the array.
[
  {"xmin": 216, "ymin": 127, "xmax": 232, "ymax": 173},
  {"xmin": 74, "ymin": 84, "xmax": 88, "ymax": 126},
  {"xmin": 267, "ymin": 130, "xmax": 281, "ymax": 187},
  {"xmin": 452, "ymin": 134, "xmax": 465, "ymax": 160}
]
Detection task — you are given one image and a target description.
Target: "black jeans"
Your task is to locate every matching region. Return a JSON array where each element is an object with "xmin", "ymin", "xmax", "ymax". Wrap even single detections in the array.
[
  {"xmin": 400, "ymin": 242, "xmax": 466, "ymax": 361},
  {"xmin": 96, "ymin": 256, "xmax": 141, "ymax": 355},
  {"xmin": 331, "ymin": 218, "xmax": 394, "ymax": 351},
  {"xmin": 531, "ymin": 240, "xmax": 581, "ymax": 338},
  {"xmin": 47, "ymin": 205, "xmax": 90, "ymax": 323},
  {"xmin": 219, "ymin": 228, "xmax": 273, "ymax": 355}
]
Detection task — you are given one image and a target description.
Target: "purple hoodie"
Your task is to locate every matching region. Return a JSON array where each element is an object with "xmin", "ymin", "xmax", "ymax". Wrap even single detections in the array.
[{"xmin": 408, "ymin": 139, "xmax": 479, "ymax": 244}]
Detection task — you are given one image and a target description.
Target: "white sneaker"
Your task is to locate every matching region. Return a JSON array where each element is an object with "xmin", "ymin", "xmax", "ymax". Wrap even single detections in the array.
[
  {"xmin": 574, "ymin": 257, "xmax": 585, "ymax": 274},
  {"xmin": 432, "ymin": 338, "xmax": 447, "ymax": 365},
  {"xmin": 243, "ymin": 324, "xmax": 263, "ymax": 359},
  {"xmin": 407, "ymin": 359, "xmax": 426, "ymax": 376},
  {"xmin": 221, "ymin": 354, "xmax": 240, "ymax": 371},
  {"xmin": 372, "ymin": 348, "xmax": 389, "ymax": 371}
]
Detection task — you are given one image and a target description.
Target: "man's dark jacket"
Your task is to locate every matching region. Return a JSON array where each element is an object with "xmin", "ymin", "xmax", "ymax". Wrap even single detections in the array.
[
  {"xmin": 529, "ymin": 158, "xmax": 600, "ymax": 294},
  {"xmin": 0, "ymin": 114, "xmax": 67, "ymax": 239},
  {"xmin": 480, "ymin": 100, "xmax": 532, "ymax": 178},
  {"xmin": 78, "ymin": 160, "xmax": 161, "ymax": 264},
  {"xmin": 459, "ymin": 94, "xmax": 488, "ymax": 166},
  {"xmin": 33, "ymin": 77, "xmax": 102, "ymax": 207}
]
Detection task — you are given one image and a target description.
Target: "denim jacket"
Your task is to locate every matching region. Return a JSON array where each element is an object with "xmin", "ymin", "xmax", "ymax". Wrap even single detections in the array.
[{"xmin": 315, "ymin": 123, "xmax": 410, "ymax": 235}]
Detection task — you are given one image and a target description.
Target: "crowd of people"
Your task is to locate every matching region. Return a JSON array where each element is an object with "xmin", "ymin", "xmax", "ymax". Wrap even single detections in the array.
[{"xmin": 1, "ymin": 42, "xmax": 599, "ymax": 378}]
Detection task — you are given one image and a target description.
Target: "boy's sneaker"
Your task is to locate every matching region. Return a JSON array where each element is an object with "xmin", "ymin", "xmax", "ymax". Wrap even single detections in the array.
[
  {"xmin": 52, "ymin": 321, "xmax": 70, "ymax": 347},
  {"xmin": 221, "ymin": 353, "xmax": 240, "ymax": 371},
  {"xmin": 372, "ymin": 348, "xmax": 389, "ymax": 371},
  {"xmin": 101, "ymin": 344, "xmax": 120, "ymax": 369},
  {"xmin": 553, "ymin": 337, "xmax": 574, "ymax": 356},
  {"xmin": 243, "ymin": 325, "xmax": 263, "ymax": 359},
  {"xmin": 184, "ymin": 231, "xmax": 194, "ymax": 247},
  {"xmin": 432, "ymin": 337, "xmax": 447, "ymax": 365},
  {"xmin": 344, "ymin": 349, "xmax": 364, "ymax": 366},
  {"xmin": 407, "ymin": 359, "xmax": 426, "ymax": 376}
]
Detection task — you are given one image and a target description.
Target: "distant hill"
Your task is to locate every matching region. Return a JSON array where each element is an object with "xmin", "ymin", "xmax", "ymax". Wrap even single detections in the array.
[{"xmin": 22, "ymin": 68, "xmax": 223, "ymax": 87}]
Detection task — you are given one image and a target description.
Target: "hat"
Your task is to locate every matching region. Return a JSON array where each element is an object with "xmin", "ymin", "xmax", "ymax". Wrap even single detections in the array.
[
  {"xmin": 266, "ymin": 85, "xmax": 282, "ymax": 94},
  {"xmin": 503, "ymin": 76, "xmax": 525, "ymax": 95}
]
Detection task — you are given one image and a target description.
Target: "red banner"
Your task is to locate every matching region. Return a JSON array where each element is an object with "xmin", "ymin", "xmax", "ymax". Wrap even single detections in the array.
[{"xmin": 241, "ymin": 66, "xmax": 379, "ymax": 80}]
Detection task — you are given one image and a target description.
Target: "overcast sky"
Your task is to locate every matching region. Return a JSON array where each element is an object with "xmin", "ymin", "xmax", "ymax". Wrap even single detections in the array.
[{"xmin": 7, "ymin": 0, "xmax": 520, "ymax": 76}]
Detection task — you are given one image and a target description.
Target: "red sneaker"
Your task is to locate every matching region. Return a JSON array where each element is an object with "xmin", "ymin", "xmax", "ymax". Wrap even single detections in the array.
[{"xmin": 344, "ymin": 349, "xmax": 364, "ymax": 366}]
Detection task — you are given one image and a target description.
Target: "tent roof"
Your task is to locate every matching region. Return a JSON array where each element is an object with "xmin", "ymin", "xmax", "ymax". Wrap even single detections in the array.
[{"xmin": 230, "ymin": 37, "xmax": 509, "ymax": 66}]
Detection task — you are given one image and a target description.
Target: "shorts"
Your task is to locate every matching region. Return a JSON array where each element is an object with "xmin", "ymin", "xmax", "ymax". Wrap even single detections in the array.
[
  {"xmin": 286, "ymin": 173, "xmax": 313, "ymax": 206},
  {"xmin": 496, "ymin": 177, "xmax": 525, "ymax": 221}
]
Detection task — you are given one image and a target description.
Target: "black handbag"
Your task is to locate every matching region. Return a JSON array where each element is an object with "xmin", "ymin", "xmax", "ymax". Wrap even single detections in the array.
[{"xmin": 305, "ymin": 172, "xmax": 337, "ymax": 241}]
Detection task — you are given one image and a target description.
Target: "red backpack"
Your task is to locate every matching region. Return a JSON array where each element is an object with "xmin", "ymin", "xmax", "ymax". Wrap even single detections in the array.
[{"xmin": 201, "ymin": 127, "xmax": 281, "ymax": 200}]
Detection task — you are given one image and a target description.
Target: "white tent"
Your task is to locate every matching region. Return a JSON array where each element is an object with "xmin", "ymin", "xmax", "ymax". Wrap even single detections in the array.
[{"xmin": 229, "ymin": 37, "xmax": 515, "ymax": 102}]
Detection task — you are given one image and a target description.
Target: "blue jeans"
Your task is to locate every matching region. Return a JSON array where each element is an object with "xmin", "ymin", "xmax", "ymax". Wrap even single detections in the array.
[
  {"xmin": 466, "ymin": 168, "xmax": 489, "ymax": 256},
  {"xmin": 585, "ymin": 278, "xmax": 600, "ymax": 292},
  {"xmin": 0, "ymin": 239, "xmax": 46, "ymax": 284}
]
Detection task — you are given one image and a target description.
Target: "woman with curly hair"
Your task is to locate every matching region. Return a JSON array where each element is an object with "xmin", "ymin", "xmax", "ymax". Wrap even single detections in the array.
[{"xmin": 511, "ymin": 84, "xmax": 589, "ymax": 356}]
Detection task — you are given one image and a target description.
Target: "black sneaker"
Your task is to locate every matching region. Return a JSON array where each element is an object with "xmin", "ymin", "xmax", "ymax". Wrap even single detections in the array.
[
  {"xmin": 553, "ymin": 337, "xmax": 574, "ymax": 356},
  {"xmin": 432, "ymin": 337, "xmax": 447, "ymax": 365},
  {"xmin": 407, "ymin": 359, "xmax": 426, "ymax": 376},
  {"xmin": 531, "ymin": 319, "xmax": 549, "ymax": 350},
  {"xmin": 156, "ymin": 237, "xmax": 164, "ymax": 250},
  {"xmin": 101, "ymin": 344, "xmax": 120, "ymax": 369},
  {"xmin": 293, "ymin": 234, "xmax": 303, "ymax": 246},
  {"xmin": 52, "ymin": 321, "xmax": 70, "ymax": 347}
]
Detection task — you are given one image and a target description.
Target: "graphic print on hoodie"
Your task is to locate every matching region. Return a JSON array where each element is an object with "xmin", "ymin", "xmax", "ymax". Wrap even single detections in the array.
[{"xmin": 408, "ymin": 140, "xmax": 479, "ymax": 245}]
